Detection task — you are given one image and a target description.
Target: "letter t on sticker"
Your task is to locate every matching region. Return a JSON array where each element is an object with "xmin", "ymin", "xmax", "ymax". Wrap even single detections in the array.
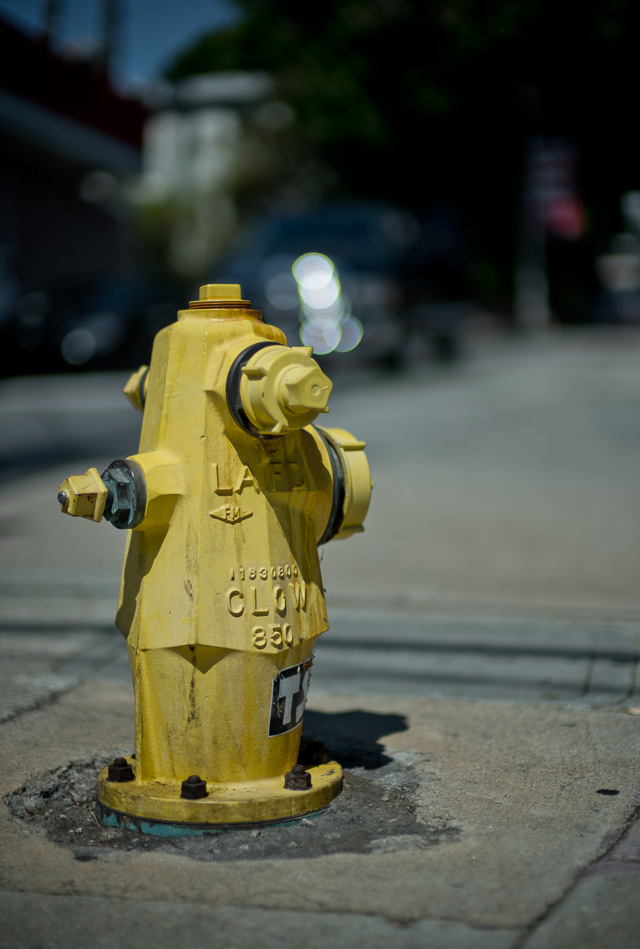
[{"xmin": 279, "ymin": 672, "xmax": 301, "ymax": 725}]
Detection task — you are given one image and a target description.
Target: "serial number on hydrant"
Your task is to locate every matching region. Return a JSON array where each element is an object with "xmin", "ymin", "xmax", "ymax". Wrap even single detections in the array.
[{"xmin": 229, "ymin": 563, "xmax": 301, "ymax": 581}]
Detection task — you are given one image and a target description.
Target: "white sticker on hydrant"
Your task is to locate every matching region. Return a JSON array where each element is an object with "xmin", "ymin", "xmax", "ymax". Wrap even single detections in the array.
[{"xmin": 269, "ymin": 661, "xmax": 312, "ymax": 736}]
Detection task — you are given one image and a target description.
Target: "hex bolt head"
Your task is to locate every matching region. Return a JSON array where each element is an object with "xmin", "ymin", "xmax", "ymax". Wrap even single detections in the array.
[
  {"xmin": 284, "ymin": 763, "xmax": 312, "ymax": 791},
  {"xmin": 107, "ymin": 757, "xmax": 135, "ymax": 782},
  {"xmin": 180, "ymin": 774, "xmax": 208, "ymax": 799}
]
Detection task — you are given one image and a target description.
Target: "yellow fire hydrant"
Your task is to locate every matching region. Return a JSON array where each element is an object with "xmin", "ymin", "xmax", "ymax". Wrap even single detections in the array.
[{"xmin": 57, "ymin": 284, "xmax": 371, "ymax": 829}]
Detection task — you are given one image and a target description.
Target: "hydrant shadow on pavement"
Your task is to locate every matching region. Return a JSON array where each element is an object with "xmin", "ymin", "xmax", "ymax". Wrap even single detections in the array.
[{"xmin": 303, "ymin": 709, "xmax": 409, "ymax": 770}]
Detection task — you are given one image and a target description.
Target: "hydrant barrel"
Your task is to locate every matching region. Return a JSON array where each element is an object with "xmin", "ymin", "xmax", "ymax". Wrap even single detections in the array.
[{"xmin": 58, "ymin": 284, "xmax": 371, "ymax": 829}]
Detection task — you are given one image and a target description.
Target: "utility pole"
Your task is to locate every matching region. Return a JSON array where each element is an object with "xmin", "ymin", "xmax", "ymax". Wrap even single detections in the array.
[
  {"xmin": 40, "ymin": 0, "xmax": 62, "ymax": 47},
  {"xmin": 101, "ymin": 0, "xmax": 123, "ymax": 81},
  {"xmin": 514, "ymin": 86, "xmax": 550, "ymax": 329}
]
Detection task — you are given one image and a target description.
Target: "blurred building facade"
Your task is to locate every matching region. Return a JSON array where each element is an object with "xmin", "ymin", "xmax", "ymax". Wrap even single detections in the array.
[
  {"xmin": 0, "ymin": 14, "xmax": 147, "ymax": 296},
  {"xmin": 135, "ymin": 71, "xmax": 285, "ymax": 278}
]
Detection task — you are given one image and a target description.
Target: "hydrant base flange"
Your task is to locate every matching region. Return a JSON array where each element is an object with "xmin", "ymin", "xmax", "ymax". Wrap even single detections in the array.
[
  {"xmin": 96, "ymin": 802, "xmax": 328, "ymax": 837},
  {"xmin": 97, "ymin": 759, "xmax": 343, "ymax": 828}
]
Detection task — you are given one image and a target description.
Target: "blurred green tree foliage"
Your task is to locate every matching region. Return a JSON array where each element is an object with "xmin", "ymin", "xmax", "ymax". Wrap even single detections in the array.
[{"xmin": 165, "ymin": 0, "xmax": 640, "ymax": 306}]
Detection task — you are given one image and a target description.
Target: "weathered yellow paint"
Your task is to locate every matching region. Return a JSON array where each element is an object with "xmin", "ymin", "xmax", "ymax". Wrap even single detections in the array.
[{"xmin": 59, "ymin": 284, "xmax": 371, "ymax": 827}]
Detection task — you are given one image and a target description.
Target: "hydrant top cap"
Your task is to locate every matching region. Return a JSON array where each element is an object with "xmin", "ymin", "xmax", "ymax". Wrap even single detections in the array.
[
  {"xmin": 199, "ymin": 284, "xmax": 242, "ymax": 302},
  {"xmin": 187, "ymin": 283, "xmax": 253, "ymax": 313}
]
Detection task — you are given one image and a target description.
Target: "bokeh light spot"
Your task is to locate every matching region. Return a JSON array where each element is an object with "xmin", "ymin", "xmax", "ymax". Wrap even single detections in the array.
[{"xmin": 61, "ymin": 329, "xmax": 96, "ymax": 365}]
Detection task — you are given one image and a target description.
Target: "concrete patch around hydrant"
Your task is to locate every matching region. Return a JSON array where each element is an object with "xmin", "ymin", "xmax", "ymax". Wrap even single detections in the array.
[{"xmin": 5, "ymin": 753, "xmax": 459, "ymax": 861}]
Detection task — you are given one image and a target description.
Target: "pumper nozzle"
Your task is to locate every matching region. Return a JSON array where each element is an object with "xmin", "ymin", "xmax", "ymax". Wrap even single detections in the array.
[{"xmin": 240, "ymin": 345, "xmax": 332, "ymax": 435}]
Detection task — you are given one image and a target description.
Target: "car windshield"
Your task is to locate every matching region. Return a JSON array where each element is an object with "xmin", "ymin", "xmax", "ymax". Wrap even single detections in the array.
[{"xmin": 250, "ymin": 206, "xmax": 411, "ymax": 272}]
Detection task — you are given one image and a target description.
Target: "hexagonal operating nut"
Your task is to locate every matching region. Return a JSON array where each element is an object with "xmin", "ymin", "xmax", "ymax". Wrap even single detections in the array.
[{"xmin": 282, "ymin": 364, "xmax": 332, "ymax": 412}]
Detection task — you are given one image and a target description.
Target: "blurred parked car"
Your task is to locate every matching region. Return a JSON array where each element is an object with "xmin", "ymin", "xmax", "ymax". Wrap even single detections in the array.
[
  {"xmin": 399, "ymin": 201, "xmax": 472, "ymax": 363},
  {"xmin": 1, "ymin": 279, "xmax": 182, "ymax": 377},
  {"xmin": 214, "ymin": 202, "xmax": 420, "ymax": 369}
]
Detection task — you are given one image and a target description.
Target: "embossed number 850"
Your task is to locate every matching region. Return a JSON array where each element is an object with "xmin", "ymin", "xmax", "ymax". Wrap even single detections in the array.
[{"xmin": 253, "ymin": 623, "xmax": 294, "ymax": 649}]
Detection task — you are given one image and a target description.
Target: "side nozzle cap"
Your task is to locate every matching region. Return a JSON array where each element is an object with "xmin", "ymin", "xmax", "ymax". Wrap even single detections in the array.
[
  {"xmin": 240, "ymin": 345, "xmax": 332, "ymax": 435},
  {"xmin": 57, "ymin": 468, "xmax": 108, "ymax": 522},
  {"xmin": 123, "ymin": 365, "xmax": 149, "ymax": 412},
  {"xmin": 317, "ymin": 427, "xmax": 372, "ymax": 540}
]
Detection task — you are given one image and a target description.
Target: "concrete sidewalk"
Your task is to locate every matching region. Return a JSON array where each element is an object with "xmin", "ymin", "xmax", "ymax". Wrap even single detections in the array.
[
  {"xmin": 1, "ymin": 330, "xmax": 640, "ymax": 948},
  {"xmin": 1, "ymin": 682, "xmax": 639, "ymax": 949}
]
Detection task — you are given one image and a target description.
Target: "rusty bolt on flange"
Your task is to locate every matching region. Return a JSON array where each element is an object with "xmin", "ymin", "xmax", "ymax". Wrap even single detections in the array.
[
  {"xmin": 107, "ymin": 757, "xmax": 134, "ymax": 782},
  {"xmin": 180, "ymin": 774, "xmax": 208, "ymax": 799},
  {"xmin": 284, "ymin": 763, "xmax": 312, "ymax": 791}
]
